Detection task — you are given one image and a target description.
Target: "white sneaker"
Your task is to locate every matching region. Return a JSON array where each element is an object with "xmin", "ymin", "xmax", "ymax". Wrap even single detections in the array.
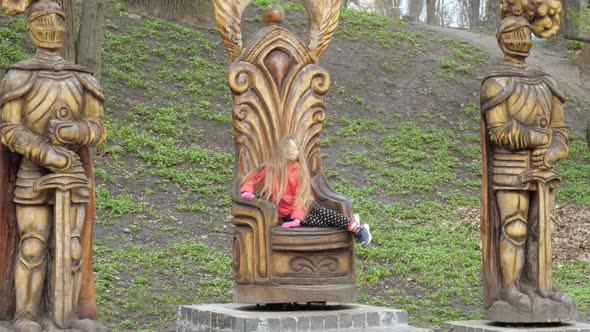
[{"xmin": 353, "ymin": 223, "xmax": 372, "ymax": 247}]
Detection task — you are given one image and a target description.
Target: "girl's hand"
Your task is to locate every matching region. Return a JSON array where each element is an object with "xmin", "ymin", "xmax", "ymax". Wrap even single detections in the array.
[
  {"xmin": 281, "ymin": 219, "xmax": 301, "ymax": 228},
  {"xmin": 241, "ymin": 191, "xmax": 256, "ymax": 199}
]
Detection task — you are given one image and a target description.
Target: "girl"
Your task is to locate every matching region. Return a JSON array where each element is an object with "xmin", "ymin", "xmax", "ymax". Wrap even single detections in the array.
[{"xmin": 240, "ymin": 136, "xmax": 372, "ymax": 246}]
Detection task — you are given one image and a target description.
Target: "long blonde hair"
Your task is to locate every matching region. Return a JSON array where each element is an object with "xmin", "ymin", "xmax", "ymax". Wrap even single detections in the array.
[{"xmin": 245, "ymin": 137, "xmax": 313, "ymax": 211}]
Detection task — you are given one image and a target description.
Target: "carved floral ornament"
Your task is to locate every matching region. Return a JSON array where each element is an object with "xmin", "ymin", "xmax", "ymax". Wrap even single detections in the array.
[
  {"xmin": 0, "ymin": 0, "xmax": 33, "ymax": 15},
  {"xmin": 501, "ymin": 0, "xmax": 562, "ymax": 38}
]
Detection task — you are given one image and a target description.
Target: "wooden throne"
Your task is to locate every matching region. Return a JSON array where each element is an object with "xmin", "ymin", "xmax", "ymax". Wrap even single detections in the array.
[{"xmin": 214, "ymin": 1, "xmax": 357, "ymax": 304}]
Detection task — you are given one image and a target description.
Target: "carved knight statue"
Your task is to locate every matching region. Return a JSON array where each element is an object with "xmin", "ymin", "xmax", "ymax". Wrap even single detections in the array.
[
  {"xmin": 480, "ymin": 0, "xmax": 577, "ymax": 323},
  {"xmin": 0, "ymin": 0, "xmax": 106, "ymax": 330}
]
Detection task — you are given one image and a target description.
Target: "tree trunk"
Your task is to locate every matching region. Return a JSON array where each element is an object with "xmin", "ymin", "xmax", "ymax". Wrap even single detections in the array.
[
  {"xmin": 375, "ymin": 0, "xmax": 400, "ymax": 18},
  {"xmin": 482, "ymin": 0, "xmax": 499, "ymax": 29},
  {"xmin": 53, "ymin": 0, "xmax": 76, "ymax": 61},
  {"xmin": 561, "ymin": 0, "xmax": 582, "ymax": 38},
  {"xmin": 125, "ymin": 0, "xmax": 213, "ymax": 23},
  {"xmin": 427, "ymin": 0, "xmax": 437, "ymax": 24},
  {"xmin": 408, "ymin": 0, "xmax": 424, "ymax": 21},
  {"xmin": 391, "ymin": 0, "xmax": 402, "ymax": 19},
  {"xmin": 78, "ymin": 0, "xmax": 105, "ymax": 81},
  {"xmin": 341, "ymin": 0, "xmax": 350, "ymax": 8},
  {"xmin": 470, "ymin": 0, "xmax": 481, "ymax": 28},
  {"xmin": 436, "ymin": 0, "xmax": 445, "ymax": 25}
]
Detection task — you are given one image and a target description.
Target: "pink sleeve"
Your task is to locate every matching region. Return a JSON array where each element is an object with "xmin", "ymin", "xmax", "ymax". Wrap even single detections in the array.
[
  {"xmin": 241, "ymin": 167, "xmax": 266, "ymax": 193},
  {"xmin": 291, "ymin": 203, "xmax": 306, "ymax": 221}
]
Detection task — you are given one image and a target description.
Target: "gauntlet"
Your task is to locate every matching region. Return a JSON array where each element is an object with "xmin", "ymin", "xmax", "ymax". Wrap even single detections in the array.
[
  {"xmin": 488, "ymin": 119, "xmax": 552, "ymax": 150},
  {"xmin": 49, "ymin": 119, "xmax": 106, "ymax": 147}
]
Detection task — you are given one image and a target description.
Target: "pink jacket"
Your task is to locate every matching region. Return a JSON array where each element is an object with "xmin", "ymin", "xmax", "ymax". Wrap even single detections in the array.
[{"xmin": 240, "ymin": 162, "xmax": 309, "ymax": 220}]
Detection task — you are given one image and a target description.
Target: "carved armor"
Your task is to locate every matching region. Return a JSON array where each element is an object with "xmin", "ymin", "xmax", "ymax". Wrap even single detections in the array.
[
  {"xmin": 0, "ymin": 0, "xmax": 106, "ymax": 329},
  {"xmin": 483, "ymin": 67, "xmax": 568, "ymax": 190},
  {"xmin": 480, "ymin": 13, "xmax": 576, "ymax": 323}
]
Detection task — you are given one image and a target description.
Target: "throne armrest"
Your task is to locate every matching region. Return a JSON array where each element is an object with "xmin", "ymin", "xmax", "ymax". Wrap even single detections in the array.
[
  {"xmin": 231, "ymin": 177, "xmax": 279, "ymax": 280},
  {"xmin": 311, "ymin": 173, "xmax": 353, "ymax": 216},
  {"xmin": 231, "ymin": 177, "xmax": 279, "ymax": 229}
]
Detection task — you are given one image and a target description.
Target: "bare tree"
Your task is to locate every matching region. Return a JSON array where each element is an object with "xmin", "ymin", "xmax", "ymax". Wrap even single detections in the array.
[
  {"xmin": 53, "ymin": 0, "xmax": 75, "ymax": 61},
  {"xmin": 52, "ymin": 0, "xmax": 105, "ymax": 80},
  {"xmin": 470, "ymin": 0, "xmax": 481, "ymax": 27},
  {"xmin": 560, "ymin": 0, "xmax": 590, "ymax": 40},
  {"xmin": 78, "ymin": 0, "xmax": 105, "ymax": 81},
  {"xmin": 391, "ymin": 0, "xmax": 402, "ymax": 19},
  {"xmin": 436, "ymin": 0, "xmax": 447, "ymax": 26},
  {"xmin": 481, "ymin": 0, "xmax": 499, "ymax": 29},
  {"xmin": 427, "ymin": 0, "xmax": 437, "ymax": 24},
  {"xmin": 124, "ymin": 0, "xmax": 213, "ymax": 23},
  {"xmin": 375, "ymin": 0, "xmax": 402, "ymax": 19},
  {"xmin": 408, "ymin": 0, "xmax": 425, "ymax": 21}
]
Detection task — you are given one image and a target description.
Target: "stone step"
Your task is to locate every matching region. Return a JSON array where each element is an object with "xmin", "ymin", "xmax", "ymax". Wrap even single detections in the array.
[
  {"xmin": 445, "ymin": 320, "xmax": 590, "ymax": 332},
  {"xmin": 177, "ymin": 303, "xmax": 432, "ymax": 332},
  {"xmin": 341, "ymin": 325, "xmax": 432, "ymax": 331}
]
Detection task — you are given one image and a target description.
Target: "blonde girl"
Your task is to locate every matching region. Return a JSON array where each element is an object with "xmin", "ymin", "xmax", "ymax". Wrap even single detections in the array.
[{"xmin": 241, "ymin": 137, "xmax": 371, "ymax": 246}]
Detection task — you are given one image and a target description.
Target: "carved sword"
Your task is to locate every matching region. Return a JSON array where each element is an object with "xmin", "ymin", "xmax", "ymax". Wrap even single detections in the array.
[
  {"xmin": 34, "ymin": 173, "xmax": 90, "ymax": 328},
  {"xmin": 520, "ymin": 168, "xmax": 560, "ymax": 298}
]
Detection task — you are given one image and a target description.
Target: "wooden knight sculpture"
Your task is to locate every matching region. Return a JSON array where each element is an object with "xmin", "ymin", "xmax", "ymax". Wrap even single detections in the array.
[
  {"xmin": 0, "ymin": 0, "xmax": 106, "ymax": 330},
  {"xmin": 480, "ymin": 0, "xmax": 577, "ymax": 323},
  {"xmin": 214, "ymin": 0, "xmax": 358, "ymax": 304}
]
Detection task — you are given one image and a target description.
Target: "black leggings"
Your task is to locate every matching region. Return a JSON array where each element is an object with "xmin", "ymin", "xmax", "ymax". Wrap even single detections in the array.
[{"xmin": 301, "ymin": 202, "xmax": 354, "ymax": 229}]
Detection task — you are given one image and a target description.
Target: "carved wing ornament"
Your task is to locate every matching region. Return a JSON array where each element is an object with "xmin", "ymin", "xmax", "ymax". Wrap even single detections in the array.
[
  {"xmin": 303, "ymin": 0, "xmax": 341, "ymax": 60},
  {"xmin": 215, "ymin": 0, "xmax": 341, "ymax": 62},
  {"xmin": 214, "ymin": 0, "xmax": 252, "ymax": 62}
]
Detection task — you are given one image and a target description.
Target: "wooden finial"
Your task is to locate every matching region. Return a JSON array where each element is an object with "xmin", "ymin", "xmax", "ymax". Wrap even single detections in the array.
[{"xmin": 263, "ymin": 4, "xmax": 284, "ymax": 25}]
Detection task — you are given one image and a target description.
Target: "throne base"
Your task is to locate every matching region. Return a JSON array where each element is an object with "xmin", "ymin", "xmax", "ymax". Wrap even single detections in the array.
[
  {"xmin": 234, "ymin": 284, "xmax": 358, "ymax": 304},
  {"xmin": 485, "ymin": 300, "xmax": 576, "ymax": 323}
]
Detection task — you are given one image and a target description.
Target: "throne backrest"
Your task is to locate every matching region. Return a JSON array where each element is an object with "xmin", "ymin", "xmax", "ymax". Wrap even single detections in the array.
[{"xmin": 214, "ymin": 0, "xmax": 341, "ymax": 179}]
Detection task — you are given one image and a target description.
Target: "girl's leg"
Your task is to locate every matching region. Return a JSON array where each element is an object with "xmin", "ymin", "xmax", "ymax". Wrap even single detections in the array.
[{"xmin": 302, "ymin": 202, "xmax": 359, "ymax": 231}]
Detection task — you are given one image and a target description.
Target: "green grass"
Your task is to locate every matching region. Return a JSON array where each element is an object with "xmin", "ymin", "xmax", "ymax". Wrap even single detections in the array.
[
  {"xmin": 430, "ymin": 38, "xmax": 487, "ymax": 80},
  {"xmin": 436, "ymin": 37, "xmax": 487, "ymax": 64},
  {"xmin": 338, "ymin": 8, "xmax": 421, "ymax": 49},
  {"xmin": 252, "ymin": 0, "xmax": 304, "ymax": 12},
  {"xmin": 96, "ymin": 186, "xmax": 145, "ymax": 218},
  {"xmin": 94, "ymin": 240, "xmax": 232, "ymax": 328},
  {"xmin": 437, "ymin": 57, "xmax": 458, "ymax": 69},
  {"xmin": 556, "ymin": 133, "xmax": 590, "ymax": 206},
  {"xmin": 555, "ymin": 259, "xmax": 590, "ymax": 318},
  {"xmin": 566, "ymin": 40, "xmax": 585, "ymax": 50},
  {"xmin": 0, "ymin": 15, "xmax": 29, "ymax": 69}
]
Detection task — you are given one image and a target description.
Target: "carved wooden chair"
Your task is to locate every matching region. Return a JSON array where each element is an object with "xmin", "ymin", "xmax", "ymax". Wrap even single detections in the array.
[{"xmin": 214, "ymin": 1, "xmax": 357, "ymax": 304}]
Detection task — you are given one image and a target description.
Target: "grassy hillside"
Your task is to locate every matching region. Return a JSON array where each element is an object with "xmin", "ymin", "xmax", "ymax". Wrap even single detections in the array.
[{"xmin": 1, "ymin": 0, "xmax": 589, "ymax": 330}]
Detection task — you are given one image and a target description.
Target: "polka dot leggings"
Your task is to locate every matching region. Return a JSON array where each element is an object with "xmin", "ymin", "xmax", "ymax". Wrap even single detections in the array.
[{"xmin": 301, "ymin": 202, "xmax": 355, "ymax": 229}]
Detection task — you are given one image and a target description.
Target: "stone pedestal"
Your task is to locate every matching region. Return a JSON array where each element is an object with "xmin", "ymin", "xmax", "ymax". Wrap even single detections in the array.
[
  {"xmin": 445, "ymin": 320, "xmax": 590, "ymax": 332},
  {"xmin": 177, "ymin": 303, "xmax": 431, "ymax": 332}
]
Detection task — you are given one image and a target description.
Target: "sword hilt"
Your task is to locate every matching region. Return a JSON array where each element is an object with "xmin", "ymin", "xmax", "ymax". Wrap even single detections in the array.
[
  {"xmin": 33, "ymin": 173, "xmax": 90, "ymax": 193},
  {"xmin": 519, "ymin": 168, "xmax": 561, "ymax": 188}
]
